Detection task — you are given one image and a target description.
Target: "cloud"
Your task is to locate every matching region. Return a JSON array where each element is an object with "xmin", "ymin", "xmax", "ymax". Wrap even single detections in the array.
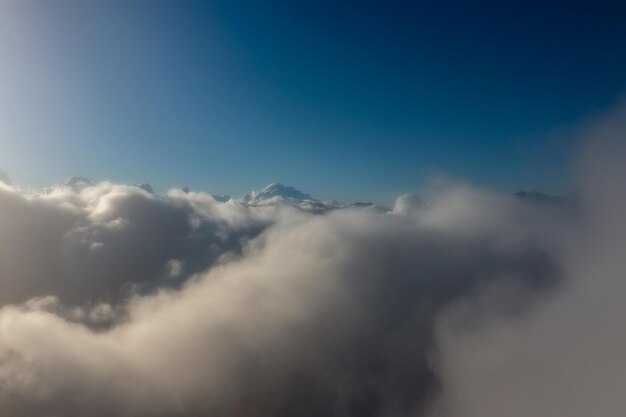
[
  {"xmin": 0, "ymin": 106, "xmax": 624, "ymax": 416},
  {"xmin": 0, "ymin": 180, "xmax": 284, "ymax": 306},
  {"xmin": 429, "ymin": 104, "xmax": 626, "ymax": 417},
  {"xmin": 0, "ymin": 174, "xmax": 565, "ymax": 416},
  {"xmin": 393, "ymin": 193, "xmax": 423, "ymax": 215}
]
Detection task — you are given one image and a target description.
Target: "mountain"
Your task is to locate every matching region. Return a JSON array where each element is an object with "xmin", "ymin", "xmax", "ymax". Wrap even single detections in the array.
[
  {"xmin": 239, "ymin": 183, "xmax": 343, "ymax": 213},
  {"xmin": 242, "ymin": 183, "xmax": 313, "ymax": 203},
  {"xmin": 0, "ymin": 170, "xmax": 11, "ymax": 186},
  {"xmin": 514, "ymin": 190, "xmax": 577, "ymax": 207},
  {"xmin": 212, "ymin": 194, "xmax": 231, "ymax": 202},
  {"xmin": 44, "ymin": 176, "xmax": 94, "ymax": 194},
  {"xmin": 238, "ymin": 183, "xmax": 392, "ymax": 213},
  {"xmin": 240, "ymin": 182, "xmax": 326, "ymax": 209},
  {"xmin": 136, "ymin": 183, "xmax": 155, "ymax": 194}
]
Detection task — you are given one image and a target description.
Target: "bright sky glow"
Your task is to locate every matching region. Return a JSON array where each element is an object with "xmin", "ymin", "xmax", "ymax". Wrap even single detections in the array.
[{"xmin": 1, "ymin": 1, "xmax": 625, "ymax": 202}]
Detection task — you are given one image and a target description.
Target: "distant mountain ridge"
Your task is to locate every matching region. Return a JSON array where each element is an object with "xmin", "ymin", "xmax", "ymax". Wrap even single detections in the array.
[
  {"xmin": 28, "ymin": 174, "xmax": 577, "ymax": 213},
  {"xmin": 514, "ymin": 190, "xmax": 577, "ymax": 207},
  {"xmin": 44, "ymin": 176, "xmax": 94, "ymax": 194}
]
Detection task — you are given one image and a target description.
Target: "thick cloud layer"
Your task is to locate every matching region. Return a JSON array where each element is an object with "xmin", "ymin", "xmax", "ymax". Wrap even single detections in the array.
[
  {"xmin": 429, "ymin": 105, "xmax": 626, "ymax": 417},
  {"xmin": 0, "ymin": 180, "xmax": 564, "ymax": 416},
  {"xmin": 0, "ymin": 108, "xmax": 623, "ymax": 416},
  {"xmin": 0, "ymin": 182, "xmax": 279, "ymax": 307}
]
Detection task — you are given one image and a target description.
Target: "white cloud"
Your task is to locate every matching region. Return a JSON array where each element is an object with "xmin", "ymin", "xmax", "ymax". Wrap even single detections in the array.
[
  {"xmin": 0, "ymin": 176, "xmax": 563, "ymax": 416},
  {"xmin": 0, "ymin": 106, "xmax": 623, "ymax": 416},
  {"xmin": 429, "ymin": 104, "xmax": 626, "ymax": 417}
]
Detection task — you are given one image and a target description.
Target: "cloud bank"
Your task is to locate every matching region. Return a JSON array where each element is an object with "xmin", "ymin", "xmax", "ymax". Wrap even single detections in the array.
[
  {"xmin": 430, "ymin": 105, "xmax": 626, "ymax": 417},
  {"xmin": 0, "ymin": 107, "xmax": 623, "ymax": 416}
]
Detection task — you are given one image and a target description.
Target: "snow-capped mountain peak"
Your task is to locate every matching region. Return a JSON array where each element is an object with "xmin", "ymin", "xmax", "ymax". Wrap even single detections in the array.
[
  {"xmin": 239, "ymin": 183, "xmax": 349, "ymax": 213},
  {"xmin": 242, "ymin": 183, "xmax": 313, "ymax": 202},
  {"xmin": 44, "ymin": 176, "xmax": 94, "ymax": 193}
]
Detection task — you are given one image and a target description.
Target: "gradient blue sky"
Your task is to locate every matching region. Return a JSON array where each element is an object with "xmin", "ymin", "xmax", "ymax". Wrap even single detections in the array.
[{"xmin": 1, "ymin": 0, "xmax": 625, "ymax": 203}]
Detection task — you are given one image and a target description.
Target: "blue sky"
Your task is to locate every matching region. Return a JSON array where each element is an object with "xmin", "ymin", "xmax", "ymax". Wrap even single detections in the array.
[{"xmin": 0, "ymin": 0, "xmax": 625, "ymax": 203}]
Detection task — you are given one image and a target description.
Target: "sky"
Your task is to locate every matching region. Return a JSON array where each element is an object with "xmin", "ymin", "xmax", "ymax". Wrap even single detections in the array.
[
  {"xmin": 3, "ymin": 4, "xmax": 626, "ymax": 415},
  {"xmin": 0, "ymin": 0, "xmax": 625, "ymax": 203}
]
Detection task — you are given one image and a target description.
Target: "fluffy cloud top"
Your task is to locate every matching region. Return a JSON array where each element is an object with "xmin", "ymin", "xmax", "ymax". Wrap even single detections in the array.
[
  {"xmin": 0, "ymin": 176, "xmax": 563, "ymax": 417},
  {"xmin": 0, "ymin": 107, "xmax": 623, "ymax": 416}
]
